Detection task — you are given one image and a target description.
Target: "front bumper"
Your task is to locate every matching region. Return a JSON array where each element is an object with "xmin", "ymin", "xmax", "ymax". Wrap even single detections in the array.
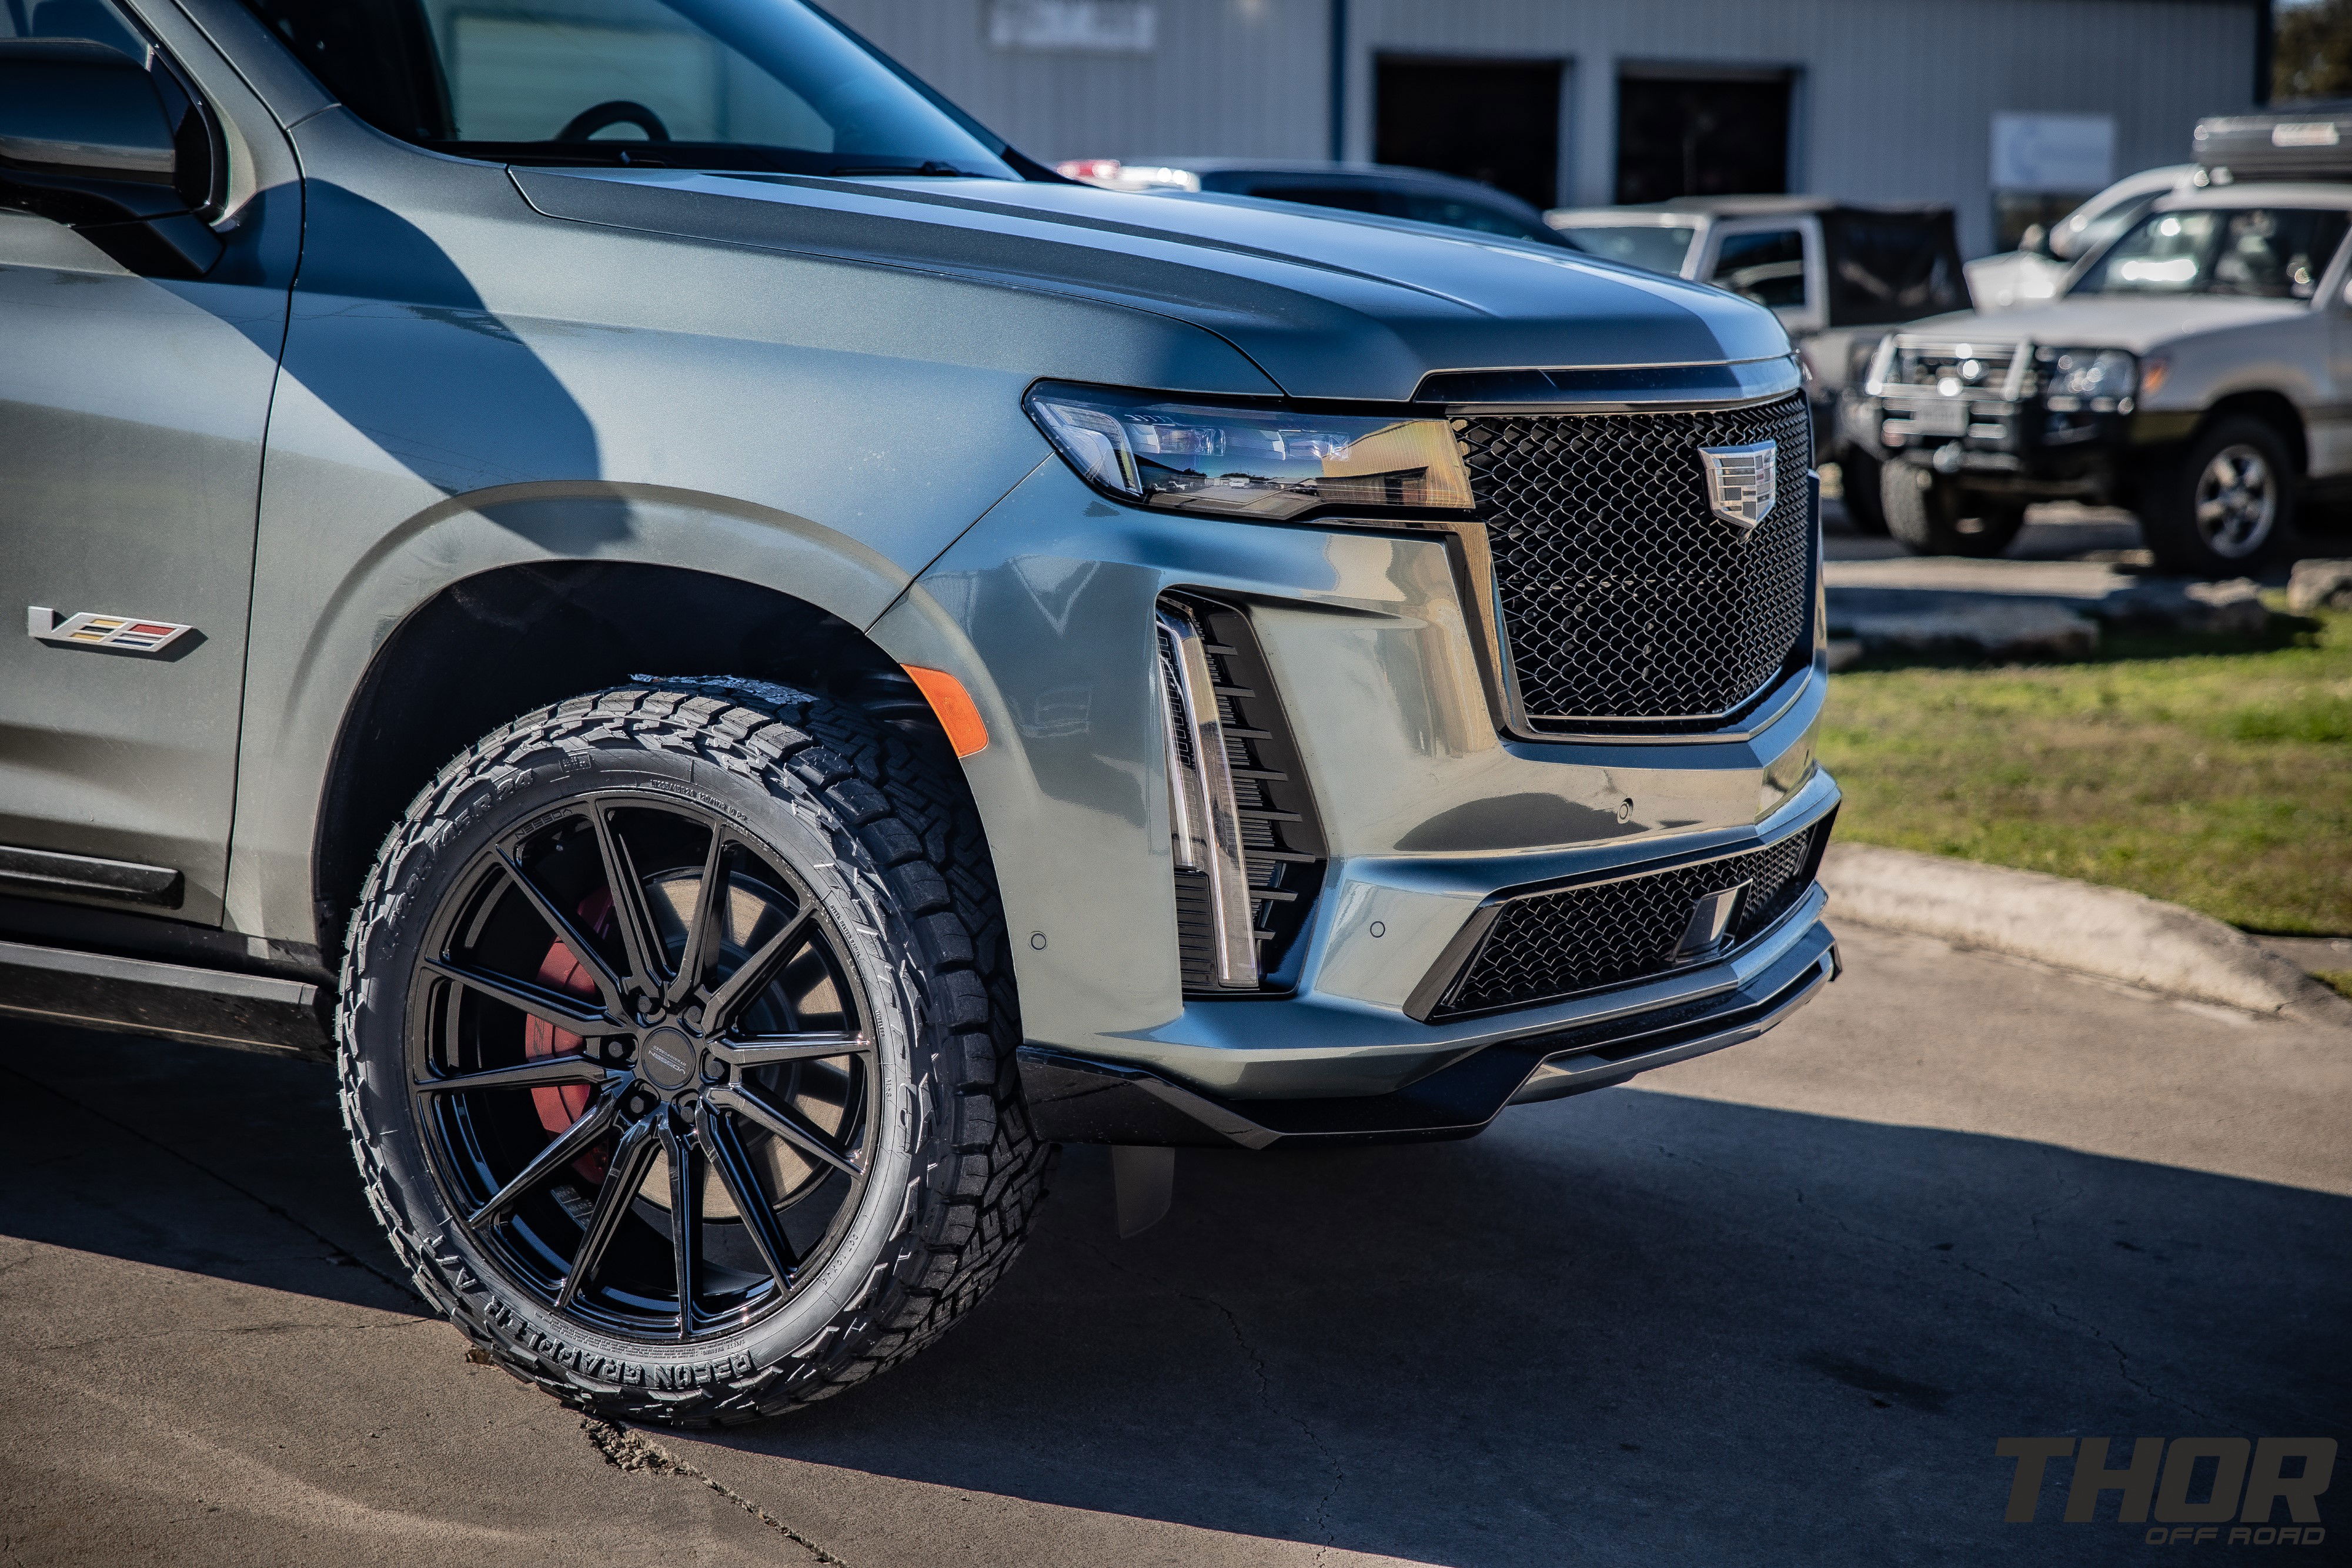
[
  {"xmin": 871, "ymin": 457, "xmax": 1839, "ymax": 1141},
  {"xmin": 1844, "ymin": 388, "xmax": 2143, "ymax": 500},
  {"xmin": 1020, "ymin": 890, "xmax": 1839, "ymax": 1148}
]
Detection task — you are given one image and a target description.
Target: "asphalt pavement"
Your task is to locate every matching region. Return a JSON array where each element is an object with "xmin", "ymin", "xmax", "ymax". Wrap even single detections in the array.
[{"xmin": 3, "ymin": 922, "xmax": 2346, "ymax": 1567}]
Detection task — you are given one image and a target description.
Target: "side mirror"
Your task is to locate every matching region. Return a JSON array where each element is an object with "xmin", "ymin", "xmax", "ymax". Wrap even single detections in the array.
[{"xmin": 0, "ymin": 38, "xmax": 222, "ymax": 278}]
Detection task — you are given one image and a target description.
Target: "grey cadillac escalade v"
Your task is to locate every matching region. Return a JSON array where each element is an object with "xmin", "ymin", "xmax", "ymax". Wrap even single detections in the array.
[{"xmin": 0, "ymin": 0, "xmax": 1840, "ymax": 1423}]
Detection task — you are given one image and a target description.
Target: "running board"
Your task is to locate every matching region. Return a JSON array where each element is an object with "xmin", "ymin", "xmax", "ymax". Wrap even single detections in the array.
[{"xmin": 0, "ymin": 937, "xmax": 330, "ymax": 1057}]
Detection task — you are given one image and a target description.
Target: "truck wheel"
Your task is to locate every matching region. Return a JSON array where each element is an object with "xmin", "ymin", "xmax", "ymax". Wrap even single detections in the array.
[
  {"xmin": 2140, "ymin": 416, "xmax": 2297, "ymax": 577},
  {"xmin": 1880, "ymin": 464, "xmax": 2024, "ymax": 558},
  {"xmin": 338, "ymin": 680, "xmax": 1048, "ymax": 1425},
  {"xmin": 1836, "ymin": 447, "xmax": 1889, "ymax": 536}
]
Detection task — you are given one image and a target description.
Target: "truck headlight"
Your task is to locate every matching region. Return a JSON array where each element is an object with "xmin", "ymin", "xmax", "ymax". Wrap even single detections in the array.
[
  {"xmin": 2039, "ymin": 347, "xmax": 2137, "ymax": 400},
  {"xmin": 1025, "ymin": 382, "xmax": 1475, "ymax": 520}
]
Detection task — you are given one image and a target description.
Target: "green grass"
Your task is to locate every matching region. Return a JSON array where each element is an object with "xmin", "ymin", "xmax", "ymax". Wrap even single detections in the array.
[{"xmin": 1819, "ymin": 609, "xmax": 2352, "ymax": 936}]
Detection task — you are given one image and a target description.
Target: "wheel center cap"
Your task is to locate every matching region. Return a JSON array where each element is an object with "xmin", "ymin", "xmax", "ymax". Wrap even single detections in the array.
[{"xmin": 638, "ymin": 1025, "xmax": 698, "ymax": 1092}]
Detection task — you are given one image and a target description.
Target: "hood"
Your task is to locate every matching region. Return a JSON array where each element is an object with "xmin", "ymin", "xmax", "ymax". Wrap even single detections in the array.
[
  {"xmin": 1895, "ymin": 295, "xmax": 2306, "ymax": 355},
  {"xmin": 511, "ymin": 168, "xmax": 1790, "ymax": 402}
]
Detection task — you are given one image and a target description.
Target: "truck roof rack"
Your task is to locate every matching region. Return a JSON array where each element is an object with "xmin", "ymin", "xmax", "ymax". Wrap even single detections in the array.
[{"xmin": 2194, "ymin": 105, "xmax": 2352, "ymax": 183}]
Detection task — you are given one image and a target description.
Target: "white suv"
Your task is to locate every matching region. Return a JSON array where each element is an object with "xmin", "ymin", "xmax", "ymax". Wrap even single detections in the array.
[{"xmin": 1847, "ymin": 178, "xmax": 2352, "ymax": 572}]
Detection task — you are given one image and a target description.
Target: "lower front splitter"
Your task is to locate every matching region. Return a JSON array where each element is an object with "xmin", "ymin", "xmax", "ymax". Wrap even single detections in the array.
[{"xmin": 1020, "ymin": 920, "xmax": 1840, "ymax": 1149}]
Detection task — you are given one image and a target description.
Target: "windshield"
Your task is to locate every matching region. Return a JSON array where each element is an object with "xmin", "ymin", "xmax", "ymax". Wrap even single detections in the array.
[
  {"xmin": 2073, "ymin": 206, "xmax": 2351, "ymax": 300},
  {"xmin": 236, "ymin": 0, "xmax": 1019, "ymax": 178},
  {"xmin": 2052, "ymin": 190, "xmax": 2160, "ymax": 261},
  {"xmin": 1553, "ymin": 225, "xmax": 1697, "ymax": 276}
]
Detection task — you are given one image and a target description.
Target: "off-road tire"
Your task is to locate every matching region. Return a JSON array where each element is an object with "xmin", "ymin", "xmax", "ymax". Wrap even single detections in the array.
[
  {"xmin": 2140, "ymin": 414, "xmax": 2299, "ymax": 578},
  {"xmin": 1835, "ymin": 446, "xmax": 1889, "ymax": 536},
  {"xmin": 1882, "ymin": 463, "xmax": 2025, "ymax": 558},
  {"xmin": 338, "ymin": 679, "xmax": 1051, "ymax": 1425}
]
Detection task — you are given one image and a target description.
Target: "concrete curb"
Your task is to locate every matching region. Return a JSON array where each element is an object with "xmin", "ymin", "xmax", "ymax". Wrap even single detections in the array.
[{"xmin": 1819, "ymin": 843, "xmax": 2352, "ymax": 1029}]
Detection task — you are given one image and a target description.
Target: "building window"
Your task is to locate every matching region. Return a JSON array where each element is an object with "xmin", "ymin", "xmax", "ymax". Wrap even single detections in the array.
[
  {"xmin": 1375, "ymin": 55, "xmax": 1566, "ymax": 211},
  {"xmin": 1615, "ymin": 67, "xmax": 1794, "ymax": 204}
]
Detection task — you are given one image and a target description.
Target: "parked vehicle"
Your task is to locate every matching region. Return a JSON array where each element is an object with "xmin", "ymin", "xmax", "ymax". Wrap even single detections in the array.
[
  {"xmin": 1055, "ymin": 156, "xmax": 1562, "ymax": 244},
  {"xmin": 0, "ymin": 0, "xmax": 1842, "ymax": 1423},
  {"xmin": 1846, "ymin": 111, "xmax": 2352, "ymax": 570},
  {"xmin": 1966, "ymin": 165, "xmax": 2195, "ymax": 310},
  {"xmin": 1545, "ymin": 196, "xmax": 1968, "ymax": 534}
]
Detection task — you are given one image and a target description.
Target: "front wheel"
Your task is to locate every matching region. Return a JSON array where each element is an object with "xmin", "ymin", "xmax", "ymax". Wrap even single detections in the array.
[
  {"xmin": 2140, "ymin": 415, "xmax": 2297, "ymax": 577},
  {"xmin": 1835, "ymin": 446, "xmax": 1889, "ymax": 536},
  {"xmin": 338, "ymin": 680, "xmax": 1049, "ymax": 1425},
  {"xmin": 1880, "ymin": 463, "xmax": 2025, "ymax": 558}
]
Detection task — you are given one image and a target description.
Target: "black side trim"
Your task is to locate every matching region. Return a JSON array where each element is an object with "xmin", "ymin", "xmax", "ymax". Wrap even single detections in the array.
[
  {"xmin": 0, "ymin": 938, "xmax": 329, "ymax": 1056},
  {"xmin": 0, "ymin": 843, "xmax": 184, "ymax": 908},
  {"xmin": 1415, "ymin": 357, "xmax": 1800, "ymax": 407}
]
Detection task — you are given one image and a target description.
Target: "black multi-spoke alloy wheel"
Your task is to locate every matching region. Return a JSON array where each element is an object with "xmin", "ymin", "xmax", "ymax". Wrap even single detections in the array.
[{"xmin": 339, "ymin": 680, "xmax": 1050, "ymax": 1423}]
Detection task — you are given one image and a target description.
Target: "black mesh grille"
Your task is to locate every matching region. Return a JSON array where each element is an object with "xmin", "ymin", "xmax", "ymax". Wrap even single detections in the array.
[
  {"xmin": 1435, "ymin": 823, "xmax": 1826, "ymax": 1019},
  {"xmin": 1459, "ymin": 393, "xmax": 1814, "ymax": 725}
]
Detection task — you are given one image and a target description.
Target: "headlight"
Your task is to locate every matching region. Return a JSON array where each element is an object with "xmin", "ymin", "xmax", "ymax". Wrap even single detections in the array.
[
  {"xmin": 1024, "ymin": 382, "xmax": 1475, "ymax": 520},
  {"xmin": 2039, "ymin": 347, "xmax": 2136, "ymax": 400}
]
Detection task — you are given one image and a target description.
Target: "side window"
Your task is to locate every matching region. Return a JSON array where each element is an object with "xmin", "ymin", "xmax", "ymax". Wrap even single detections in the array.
[
  {"xmin": 423, "ymin": 0, "xmax": 828, "ymax": 149},
  {"xmin": 232, "ymin": 0, "xmax": 1014, "ymax": 176},
  {"xmin": 2063, "ymin": 192, "xmax": 2158, "ymax": 261},
  {"xmin": 1, "ymin": 0, "xmax": 145, "ymax": 56},
  {"xmin": 2210, "ymin": 209, "xmax": 2350, "ymax": 300},
  {"xmin": 1710, "ymin": 228, "xmax": 1809, "ymax": 309}
]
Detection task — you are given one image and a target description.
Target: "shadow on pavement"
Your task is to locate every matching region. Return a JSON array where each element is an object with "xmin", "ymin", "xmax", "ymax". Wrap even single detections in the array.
[
  {"xmin": 4, "ymin": 1022, "xmax": 2344, "ymax": 1566},
  {"xmin": 675, "ymin": 1106, "xmax": 2346, "ymax": 1565},
  {"xmin": 1, "ymin": 1024, "xmax": 420, "ymax": 1318}
]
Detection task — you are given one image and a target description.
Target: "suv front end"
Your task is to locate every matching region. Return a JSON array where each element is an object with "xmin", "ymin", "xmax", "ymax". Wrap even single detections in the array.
[
  {"xmin": 876, "ymin": 356, "xmax": 1842, "ymax": 1148},
  {"xmin": 1852, "ymin": 333, "xmax": 2141, "ymax": 503}
]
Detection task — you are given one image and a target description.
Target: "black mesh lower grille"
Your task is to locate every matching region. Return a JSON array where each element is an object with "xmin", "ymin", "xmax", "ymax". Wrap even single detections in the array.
[
  {"xmin": 1434, "ymin": 822, "xmax": 1828, "ymax": 1019},
  {"xmin": 1459, "ymin": 393, "xmax": 1815, "ymax": 725}
]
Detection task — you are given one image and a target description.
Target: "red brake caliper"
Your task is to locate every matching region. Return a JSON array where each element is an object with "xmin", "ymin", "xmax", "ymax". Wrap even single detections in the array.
[{"xmin": 522, "ymin": 886, "xmax": 616, "ymax": 1183}]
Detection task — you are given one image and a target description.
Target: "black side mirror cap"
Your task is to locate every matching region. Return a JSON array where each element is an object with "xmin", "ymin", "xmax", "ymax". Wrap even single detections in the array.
[{"xmin": 0, "ymin": 38, "xmax": 223, "ymax": 278}]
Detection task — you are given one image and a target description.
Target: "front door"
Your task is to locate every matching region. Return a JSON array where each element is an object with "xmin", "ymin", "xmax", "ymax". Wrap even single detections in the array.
[{"xmin": 0, "ymin": 0, "xmax": 299, "ymax": 925}]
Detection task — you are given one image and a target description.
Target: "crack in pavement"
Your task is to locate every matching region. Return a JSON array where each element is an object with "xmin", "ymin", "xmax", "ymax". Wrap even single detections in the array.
[
  {"xmin": 579, "ymin": 1417, "xmax": 846, "ymax": 1564},
  {"xmin": 1076, "ymin": 1236, "xmax": 1345, "ymax": 1561},
  {"xmin": 25, "ymin": 1318, "xmax": 436, "ymax": 1355},
  {"xmin": 12, "ymin": 1070, "xmax": 419, "ymax": 1306}
]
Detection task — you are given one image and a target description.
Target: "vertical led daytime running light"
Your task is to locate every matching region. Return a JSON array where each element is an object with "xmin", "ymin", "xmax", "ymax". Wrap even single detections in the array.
[{"xmin": 1155, "ymin": 605, "xmax": 1259, "ymax": 989}]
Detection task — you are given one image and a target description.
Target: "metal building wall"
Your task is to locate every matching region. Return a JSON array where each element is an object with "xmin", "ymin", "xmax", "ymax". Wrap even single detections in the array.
[
  {"xmin": 824, "ymin": 0, "xmax": 1328, "ymax": 163},
  {"xmin": 823, "ymin": 0, "xmax": 2257, "ymax": 256}
]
